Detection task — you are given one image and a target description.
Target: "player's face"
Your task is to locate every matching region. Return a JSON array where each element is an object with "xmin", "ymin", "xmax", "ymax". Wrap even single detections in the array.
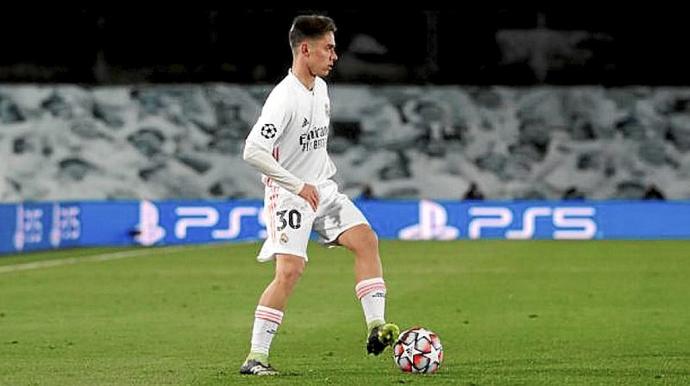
[{"xmin": 308, "ymin": 32, "xmax": 338, "ymax": 77}]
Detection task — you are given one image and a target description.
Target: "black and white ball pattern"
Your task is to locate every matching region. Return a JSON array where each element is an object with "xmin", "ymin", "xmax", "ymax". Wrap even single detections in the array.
[
  {"xmin": 260, "ymin": 123, "xmax": 277, "ymax": 139},
  {"xmin": 393, "ymin": 327, "xmax": 443, "ymax": 374}
]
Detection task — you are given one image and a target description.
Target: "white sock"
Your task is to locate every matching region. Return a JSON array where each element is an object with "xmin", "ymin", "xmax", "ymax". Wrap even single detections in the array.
[
  {"xmin": 250, "ymin": 305, "xmax": 283, "ymax": 357},
  {"xmin": 355, "ymin": 277, "xmax": 387, "ymax": 329}
]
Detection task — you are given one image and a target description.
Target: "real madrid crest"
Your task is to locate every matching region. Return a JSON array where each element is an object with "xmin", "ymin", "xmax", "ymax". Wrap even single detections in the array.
[{"xmin": 280, "ymin": 233, "xmax": 289, "ymax": 245}]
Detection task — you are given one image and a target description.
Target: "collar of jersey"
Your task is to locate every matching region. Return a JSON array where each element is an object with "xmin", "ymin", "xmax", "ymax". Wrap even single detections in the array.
[{"xmin": 288, "ymin": 69, "xmax": 316, "ymax": 95}]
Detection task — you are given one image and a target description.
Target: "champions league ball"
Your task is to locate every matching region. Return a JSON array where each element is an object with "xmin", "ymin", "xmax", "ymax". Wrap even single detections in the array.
[{"xmin": 393, "ymin": 327, "xmax": 443, "ymax": 373}]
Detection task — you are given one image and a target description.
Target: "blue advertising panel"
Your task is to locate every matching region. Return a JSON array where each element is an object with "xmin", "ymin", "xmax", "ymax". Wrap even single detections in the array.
[
  {"xmin": 592, "ymin": 201, "xmax": 690, "ymax": 239},
  {"xmin": 0, "ymin": 204, "xmax": 17, "ymax": 254},
  {"xmin": 0, "ymin": 201, "xmax": 140, "ymax": 254},
  {"xmin": 1, "ymin": 199, "xmax": 690, "ymax": 255},
  {"xmin": 78, "ymin": 201, "xmax": 140, "ymax": 246}
]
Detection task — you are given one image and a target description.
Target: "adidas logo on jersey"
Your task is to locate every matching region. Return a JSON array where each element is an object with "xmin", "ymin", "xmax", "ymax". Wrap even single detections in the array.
[{"xmin": 302, "ymin": 118, "xmax": 309, "ymax": 128}]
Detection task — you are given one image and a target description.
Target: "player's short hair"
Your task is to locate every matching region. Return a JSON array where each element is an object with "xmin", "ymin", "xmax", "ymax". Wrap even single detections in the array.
[{"xmin": 289, "ymin": 15, "xmax": 337, "ymax": 50}]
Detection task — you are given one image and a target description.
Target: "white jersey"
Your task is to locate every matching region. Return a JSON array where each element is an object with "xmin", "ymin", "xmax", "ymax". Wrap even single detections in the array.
[{"xmin": 246, "ymin": 70, "xmax": 337, "ymax": 188}]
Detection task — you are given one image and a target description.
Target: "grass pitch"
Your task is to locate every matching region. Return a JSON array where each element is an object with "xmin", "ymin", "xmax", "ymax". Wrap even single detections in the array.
[{"xmin": 1, "ymin": 240, "xmax": 689, "ymax": 385}]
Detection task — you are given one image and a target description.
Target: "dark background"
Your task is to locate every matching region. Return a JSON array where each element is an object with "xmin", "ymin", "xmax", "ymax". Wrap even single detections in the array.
[{"xmin": 0, "ymin": 6, "xmax": 686, "ymax": 85}]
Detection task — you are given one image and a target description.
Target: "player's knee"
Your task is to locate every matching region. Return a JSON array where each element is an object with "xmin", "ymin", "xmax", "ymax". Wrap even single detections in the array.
[
  {"xmin": 357, "ymin": 227, "xmax": 379, "ymax": 252},
  {"xmin": 350, "ymin": 233, "xmax": 379, "ymax": 262},
  {"xmin": 276, "ymin": 262, "xmax": 305, "ymax": 285}
]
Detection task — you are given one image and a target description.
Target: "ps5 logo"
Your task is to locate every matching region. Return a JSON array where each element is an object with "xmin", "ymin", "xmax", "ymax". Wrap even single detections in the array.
[
  {"xmin": 468, "ymin": 206, "xmax": 596, "ymax": 240},
  {"xmin": 135, "ymin": 202, "xmax": 267, "ymax": 245},
  {"xmin": 174, "ymin": 206, "xmax": 266, "ymax": 240}
]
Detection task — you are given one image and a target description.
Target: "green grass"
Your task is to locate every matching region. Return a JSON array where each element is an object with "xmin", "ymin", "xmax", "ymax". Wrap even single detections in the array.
[
  {"xmin": 0, "ymin": 247, "xmax": 139, "ymax": 267},
  {"xmin": 1, "ymin": 240, "xmax": 690, "ymax": 385}
]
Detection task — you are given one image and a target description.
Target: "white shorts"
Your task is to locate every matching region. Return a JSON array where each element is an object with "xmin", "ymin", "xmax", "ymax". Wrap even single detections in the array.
[{"xmin": 257, "ymin": 179, "xmax": 369, "ymax": 262}]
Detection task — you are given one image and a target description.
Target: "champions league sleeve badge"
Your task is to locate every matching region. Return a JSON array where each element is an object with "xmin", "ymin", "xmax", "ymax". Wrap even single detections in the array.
[{"xmin": 260, "ymin": 123, "xmax": 277, "ymax": 139}]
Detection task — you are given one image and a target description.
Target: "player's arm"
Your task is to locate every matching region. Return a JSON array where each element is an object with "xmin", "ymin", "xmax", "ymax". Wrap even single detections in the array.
[
  {"xmin": 242, "ymin": 141, "xmax": 303, "ymax": 194},
  {"xmin": 243, "ymin": 143, "xmax": 319, "ymax": 210},
  {"xmin": 243, "ymin": 89, "xmax": 319, "ymax": 210}
]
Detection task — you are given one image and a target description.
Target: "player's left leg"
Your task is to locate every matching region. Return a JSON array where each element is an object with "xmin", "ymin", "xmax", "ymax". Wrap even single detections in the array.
[{"xmin": 337, "ymin": 224, "xmax": 399, "ymax": 355}]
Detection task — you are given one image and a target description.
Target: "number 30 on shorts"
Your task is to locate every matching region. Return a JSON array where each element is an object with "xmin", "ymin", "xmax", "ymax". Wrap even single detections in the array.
[{"xmin": 276, "ymin": 210, "xmax": 302, "ymax": 231}]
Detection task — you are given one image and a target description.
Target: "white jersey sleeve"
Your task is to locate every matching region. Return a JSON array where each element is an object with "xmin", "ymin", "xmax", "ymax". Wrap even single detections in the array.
[
  {"xmin": 244, "ymin": 83, "xmax": 305, "ymax": 193},
  {"xmin": 246, "ymin": 86, "xmax": 294, "ymax": 152},
  {"xmin": 244, "ymin": 71, "xmax": 337, "ymax": 192},
  {"xmin": 243, "ymin": 141, "xmax": 304, "ymax": 194}
]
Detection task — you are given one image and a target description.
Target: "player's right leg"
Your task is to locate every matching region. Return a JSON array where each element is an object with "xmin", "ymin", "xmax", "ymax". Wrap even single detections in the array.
[
  {"xmin": 240, "ymin": 254, "xmax": 305, "ymax": 375},
  {"xmin": 241, "ymin": 183, "xmax": 315, "ymax": 375}
]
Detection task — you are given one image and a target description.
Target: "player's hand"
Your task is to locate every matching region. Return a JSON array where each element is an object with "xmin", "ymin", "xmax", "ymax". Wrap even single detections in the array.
[{"xmin": 298, "ymin": 183, "xmax": 319, "ymax": 211}]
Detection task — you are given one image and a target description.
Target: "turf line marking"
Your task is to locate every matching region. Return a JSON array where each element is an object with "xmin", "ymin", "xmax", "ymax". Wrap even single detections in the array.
[{"xmin": 0, "ymin": 244, "xmax": 226, "ymax": 274}]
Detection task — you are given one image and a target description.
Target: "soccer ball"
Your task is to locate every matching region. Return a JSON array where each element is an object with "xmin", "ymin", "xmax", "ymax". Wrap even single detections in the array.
[{"xmin": 393, "ymin": 327, "xmax": 443, "ymax": 373}]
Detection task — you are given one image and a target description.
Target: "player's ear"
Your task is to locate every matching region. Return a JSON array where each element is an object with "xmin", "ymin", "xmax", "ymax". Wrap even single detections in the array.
[{"xmin": 300, "ymin": 41, "xmax": 310, "ymax": 57}]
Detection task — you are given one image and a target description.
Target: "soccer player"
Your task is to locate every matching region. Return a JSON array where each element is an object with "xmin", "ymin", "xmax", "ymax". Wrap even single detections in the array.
[{"xmin": 239, "ymin": 14, "xmax": 399, "ymax": 376}]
